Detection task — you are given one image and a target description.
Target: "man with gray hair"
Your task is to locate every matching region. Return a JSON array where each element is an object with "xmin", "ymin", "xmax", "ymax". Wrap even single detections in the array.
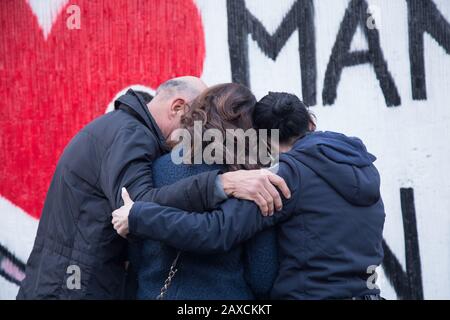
[{"xmin": 17, "ymin": 76, "xmax": 289, "ymax": 299}]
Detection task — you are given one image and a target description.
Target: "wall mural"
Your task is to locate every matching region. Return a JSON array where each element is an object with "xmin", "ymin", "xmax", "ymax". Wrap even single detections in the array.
[{"xmin": 1, "ymin": 0, "xmax": 449, "ymax": 299}]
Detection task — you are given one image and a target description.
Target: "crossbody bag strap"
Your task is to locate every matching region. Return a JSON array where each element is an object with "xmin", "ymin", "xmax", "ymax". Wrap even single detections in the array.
[{"xmin": 156, "ymin": 251, "xmax": 181, "ymax": 300}]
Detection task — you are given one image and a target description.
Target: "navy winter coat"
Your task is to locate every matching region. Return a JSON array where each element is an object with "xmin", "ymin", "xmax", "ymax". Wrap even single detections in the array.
[
  {"xmin": 128, "ymin": 131, "xmax": 386, "ymax": 299},
  {"xmin": 17, "ymin": 90, "xmax": 222, "ymax": 299},
  {"xmin": 129, "ymin": 154, "xmax": 278, "ymax": 300}
]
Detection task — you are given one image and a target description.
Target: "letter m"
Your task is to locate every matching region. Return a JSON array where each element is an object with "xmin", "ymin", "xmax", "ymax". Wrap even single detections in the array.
[{"xmin": 227, "ymin": 0, "xmax": 317, "ymax": 106}]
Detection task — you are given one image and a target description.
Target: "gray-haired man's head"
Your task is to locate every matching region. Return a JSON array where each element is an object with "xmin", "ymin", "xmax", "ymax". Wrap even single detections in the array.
[{"xmin": 147, "ymin": 76, "xmax": 207, "ymax": 139}]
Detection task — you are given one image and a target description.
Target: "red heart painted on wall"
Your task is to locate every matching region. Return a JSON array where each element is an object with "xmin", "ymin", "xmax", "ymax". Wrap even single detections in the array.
[{"xmin": 0, "ymin": 0, "xmax": 205, "ymax": 219}]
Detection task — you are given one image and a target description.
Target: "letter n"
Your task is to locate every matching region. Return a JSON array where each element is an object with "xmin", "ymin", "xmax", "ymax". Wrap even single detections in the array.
[
  {"xmin": 407, "ymin": 0, "xmax": 450, "ymax": 100},
  {"xmin": 382, "ymin": 188, "xmax": 423, "ymax": 300}
]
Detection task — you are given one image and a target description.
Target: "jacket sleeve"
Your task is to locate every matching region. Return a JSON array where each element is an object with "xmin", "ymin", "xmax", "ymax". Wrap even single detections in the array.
[
  {"xmin": 128, "ymin": 160, "xmax": 300, "ymax": 253},
  {"xmin": 99, "ymin": 126, "xmax": 223, "ymax": 211}
]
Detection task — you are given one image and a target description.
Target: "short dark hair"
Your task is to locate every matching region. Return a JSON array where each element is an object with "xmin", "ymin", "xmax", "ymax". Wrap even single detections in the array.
[
  {"xmin": 156, "ymin": 79, "xmax": 185, "ymax": 94},
  {"xmin": 155, "ymin": 79, "xmax": 197, "ymax": 99},
  {"xmin": 253, "ymin": 92, "xmax": 315, "ymax": 143}
]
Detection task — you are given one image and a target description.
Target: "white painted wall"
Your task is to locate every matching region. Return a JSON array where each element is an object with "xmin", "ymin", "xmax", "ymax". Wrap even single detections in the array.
[{"xmin": 1, "ymin": 0, "xmax": 449, "ymax": 300}]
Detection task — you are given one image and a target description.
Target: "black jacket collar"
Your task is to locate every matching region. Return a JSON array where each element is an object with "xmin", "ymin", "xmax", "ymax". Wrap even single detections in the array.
[{"xmin": 114, "ymin": 89, "xmax": 168, "ymax": 151}]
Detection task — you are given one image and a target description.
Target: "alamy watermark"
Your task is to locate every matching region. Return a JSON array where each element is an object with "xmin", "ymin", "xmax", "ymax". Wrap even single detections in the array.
[
  {"xmin": 66, "ymin": 264, "xmax": 81, "ymax": 290},
  {"xmin": 66, "ymin": 5, "xmax": 81, "ymax": 30},
  {"xmin": 366, "ymin": 4, "xmax": 382, "ymax": 30},
  {"xmin": 170, "ymin": 121, "xmax": 280, "ymax": 170}
]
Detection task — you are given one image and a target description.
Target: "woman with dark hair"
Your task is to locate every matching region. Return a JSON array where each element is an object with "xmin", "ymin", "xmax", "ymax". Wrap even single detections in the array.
[
  {"xmin": 128, "ymin": 83, "xmax": 278, "ymax": 300},
  {"xmin": 117, "ymin": 91, "xmax": 385, "ymax": 300},
  {"xmin": 250, "ymin": 92, "xmax": 385, "ymax": 299},
  {"xmin": 253, "ymin": 91, "xmax": 316, "ymax": 149}
]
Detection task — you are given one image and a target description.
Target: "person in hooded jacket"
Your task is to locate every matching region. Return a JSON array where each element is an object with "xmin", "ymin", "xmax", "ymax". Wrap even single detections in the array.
[{"xmin": 112, "ymin": 92, "xmax": 386, "ymax": 300}]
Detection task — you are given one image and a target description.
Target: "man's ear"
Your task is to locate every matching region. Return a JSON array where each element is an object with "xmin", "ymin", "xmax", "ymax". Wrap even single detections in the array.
[{"xmin": 169, "ymin": 98, "xmax": 187, "ymax": 118}]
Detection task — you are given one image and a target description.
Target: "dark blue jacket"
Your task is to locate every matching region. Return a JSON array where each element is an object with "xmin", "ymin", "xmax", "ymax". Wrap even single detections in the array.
[
  {"xmin": 129, "ymin": 131, "xmax": 385, "ymax": 300},
  {"xmin": 130, "ymin": 154, "xmax": 278, "ymax": 299}
]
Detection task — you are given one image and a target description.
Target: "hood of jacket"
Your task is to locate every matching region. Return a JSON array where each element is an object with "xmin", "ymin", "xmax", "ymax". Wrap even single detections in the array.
[{"xmin": 287, "ymin": 131, "xmax": 381, "ymax": 206}]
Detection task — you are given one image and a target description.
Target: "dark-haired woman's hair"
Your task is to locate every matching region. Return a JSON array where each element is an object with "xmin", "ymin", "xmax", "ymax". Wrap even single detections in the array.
[
  {"xmin": 176, "ymin": 83, "xmax": 258, "ymax": 171},
  {"xmin": 253, "ymin": 92, "xmax": 316, "ymax": 144}
]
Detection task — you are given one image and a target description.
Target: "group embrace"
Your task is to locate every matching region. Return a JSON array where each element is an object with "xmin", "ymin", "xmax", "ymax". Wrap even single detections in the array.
[{"xmin": 17, "ymin": 76, "xmax": 385, "ymax": 300}]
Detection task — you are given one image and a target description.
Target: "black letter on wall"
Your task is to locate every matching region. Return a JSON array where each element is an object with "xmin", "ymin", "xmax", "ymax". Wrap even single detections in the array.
[
  {"xmin": 407, "ymin": 0, "xmax": 450, "ymax": 100},
  {"xmin": 323, "ymin": 0, "xmax": 401, "ymax": 107},
  {"xmin": 227, "ymin": 0, "xmax": 317, "ymax": 106},
  {"xmin": 382, "ymin": 188, "xmax": 423, "ymax": 300}
]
